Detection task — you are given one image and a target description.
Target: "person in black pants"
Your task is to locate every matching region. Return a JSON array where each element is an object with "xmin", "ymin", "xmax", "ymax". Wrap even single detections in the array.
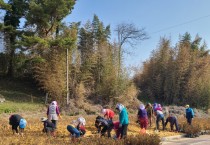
[
  {"xmin": 40, "ymin": 117, "xmax": 56, "ymax": 137},
  {"xmin": 95, "ymin": 116, "xmax": 113, "ymax": 137},
  {"xmin": 165, "ymin": 114, "xmax": 179, "ymax": 132},
  {"xmin": 9, "ymin": 114, "xmax": 26, "ymax": 135}
]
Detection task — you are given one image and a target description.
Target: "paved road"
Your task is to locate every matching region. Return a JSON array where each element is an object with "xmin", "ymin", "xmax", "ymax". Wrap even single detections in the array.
[{"xmin": 162, "ymin": 135, "xmax": 210, "ymax": 145}]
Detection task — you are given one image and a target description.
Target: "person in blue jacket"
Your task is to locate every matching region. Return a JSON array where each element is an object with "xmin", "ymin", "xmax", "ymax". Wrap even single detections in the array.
[
  {"xmin": 185, "ymin": 105, "xmax": 194, "ymax": 125},
  {"xmin": 115, "ymin": 103, "xmax": 129, "ymax": 138}
]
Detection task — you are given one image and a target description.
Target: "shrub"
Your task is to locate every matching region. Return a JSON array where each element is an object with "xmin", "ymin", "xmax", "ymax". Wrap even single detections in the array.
[
  {"xmin": 71, "ymin": 134, "xmax": 161, "ymax": 145},
  {"xmin": 182, "ymin": 123, "xmax": 201, "ymax": 138}
]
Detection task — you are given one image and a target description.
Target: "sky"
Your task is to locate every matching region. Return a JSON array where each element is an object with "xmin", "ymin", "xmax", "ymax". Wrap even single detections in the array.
[
  {"xmin": 1, "ymin": 0, "xmax": 210, "ymax": 69},
  {"xmin": 64, "ymin": 0, "xmax": 210, "ymax": 68}
]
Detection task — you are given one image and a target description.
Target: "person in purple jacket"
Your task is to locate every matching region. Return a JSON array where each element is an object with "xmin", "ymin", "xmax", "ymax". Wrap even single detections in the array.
[
  {"xmin": 137, "ymin": 104, "xmax": 148, "ymax": 129},
  {"xmin": 47, "ymin": 101, "xmax": 61, "ymax": 129}
]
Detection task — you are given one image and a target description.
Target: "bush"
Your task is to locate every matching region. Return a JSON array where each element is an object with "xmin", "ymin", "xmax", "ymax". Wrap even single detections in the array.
[
  {"xmin": 71, "ymin": 134, "xmax": 161, "ymax": 145},
  {"xmin": 182, "ymin": 123, "xmax": 201, "ymax": 138}
]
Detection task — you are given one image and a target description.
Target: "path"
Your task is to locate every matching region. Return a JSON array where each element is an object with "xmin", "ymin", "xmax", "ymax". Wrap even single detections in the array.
[{"xmin": 162, "ymin": 135, "xmax": 210, "ymax": 145}]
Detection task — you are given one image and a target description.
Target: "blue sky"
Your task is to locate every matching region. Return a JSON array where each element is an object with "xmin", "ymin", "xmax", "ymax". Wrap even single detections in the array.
[
  {"xmin": 64, "ymin": 0, "xmax": 210, "ymax": 67},
  {"xmin": 1, "ymin": 0, "xmax": 210, "ymax": 68}
]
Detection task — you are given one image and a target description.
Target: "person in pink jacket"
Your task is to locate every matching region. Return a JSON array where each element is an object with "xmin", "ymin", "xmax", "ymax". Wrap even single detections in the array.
[{"xmin": 47, "ymin": 101, "xmax": 61, "ymax": 129}]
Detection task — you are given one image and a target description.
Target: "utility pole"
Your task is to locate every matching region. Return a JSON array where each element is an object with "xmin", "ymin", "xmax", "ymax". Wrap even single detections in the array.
[{"xmin": 66, "ymin": 48, "xmax": 69, "ymax": 105}]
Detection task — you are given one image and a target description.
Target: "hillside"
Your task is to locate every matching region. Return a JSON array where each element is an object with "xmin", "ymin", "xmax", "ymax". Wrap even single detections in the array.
[{"xmin": 0, "ymin": 77, "xmax": 45, "ymax": 114}]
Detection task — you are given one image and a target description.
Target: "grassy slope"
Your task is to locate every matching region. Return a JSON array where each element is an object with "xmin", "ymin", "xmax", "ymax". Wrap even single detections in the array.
[{"xmin": 0, "ymin": 78, "xmax": 45, "ymax": 113}]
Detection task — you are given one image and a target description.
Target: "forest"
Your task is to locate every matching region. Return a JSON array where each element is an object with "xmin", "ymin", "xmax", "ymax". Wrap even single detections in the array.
[{"xmin": 1, "ymin": 0, "xmax": 210, "ymax": 109}]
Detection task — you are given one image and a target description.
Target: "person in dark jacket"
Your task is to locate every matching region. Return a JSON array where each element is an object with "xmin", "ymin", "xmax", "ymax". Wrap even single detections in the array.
[
  {"xmin": 164, "ymin": 114, "xmax": 179, "ymax": 132},
  {"xmin": 116, "ymin": 103, "xmax": 129, "ymax": 138},
  {"xmin": 95, "ymin": 116, "xmax": 113, "ymax": 137},
  {"xmin": 9, "ymin": 114, "xmax": 27, "ymax": 136},
  {"xmin": 185, "ymin": 105, "xmax": 194, "ymax": 125},
  {"xmin": 41, "ymin": 117, "xmax": 56, "ymax": 136},
  {"xmin": 137, "ymin": 104, "xmax": 148, "ymax": 129}
]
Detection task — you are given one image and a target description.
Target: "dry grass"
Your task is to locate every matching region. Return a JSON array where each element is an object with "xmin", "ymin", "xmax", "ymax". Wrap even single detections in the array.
[{"xmin": 0, "ymin": 113, "xmax": 188, "ymax": 145}]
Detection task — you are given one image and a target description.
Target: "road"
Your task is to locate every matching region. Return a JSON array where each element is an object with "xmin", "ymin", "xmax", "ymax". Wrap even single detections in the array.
[{"xmin": 162, "ymin": 135, "xmax": 210, "ymax": 145}]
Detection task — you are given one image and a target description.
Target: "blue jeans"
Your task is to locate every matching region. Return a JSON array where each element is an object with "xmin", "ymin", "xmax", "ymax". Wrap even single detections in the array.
[
  {"xmin": 67, "ymin": 125, "xmax": 80, "ymax": 138},
  {"xmin": 156, "ymin": 114, "xmax": 165, "ymax": 130}
]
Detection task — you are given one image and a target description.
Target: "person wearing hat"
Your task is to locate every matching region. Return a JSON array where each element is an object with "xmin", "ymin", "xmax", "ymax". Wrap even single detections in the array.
[
  {"xmin": 115, "ymin": 103, "xmax": 129, "ymax": 138},
  {"xmin": 164, "ymin": 114, "xmax": 179, "ymax": 132},
  {"xmin": 9, "ymin": 114, "xmax": 27, "ymax": 136},
  {"xmin": 47, "ymin": 101, "xmax": 61, "ymax": 129},
  {"xmin": 145, "ymin": 103, "xmax": 154, "ymax": 127},
  {"xmin": 137, "ymin": 104, "xmax": 148, "ymax": 130},
  {"xmin": 185, "ymin": 105, "xmax": 194, "ymax": 125},
  {"xmin": 102, "ymin": 108, "xmax": 115, "ymax": 120},
  {"xmin": 67, "ymin": 118, "xmax": 86, "ymax": 142},
  {"xmin": 40, "ymin": 117, "xmax": 56, "ymax": 137},
  {"xmin": 95, "ymin": 116, "xmax": 113, "ymax": 137}
]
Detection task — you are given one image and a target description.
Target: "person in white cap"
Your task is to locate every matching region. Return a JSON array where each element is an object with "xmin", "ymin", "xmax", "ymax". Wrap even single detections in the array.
[
  {"xmin": 47, "ymin": 101, "xmax": 61, "ymax": 129},
  {"xmin": 185, "ymin": 104, "xmax": 194, "ymax": 125},
  {"xmin": 137, "ymin": 104, "xmax": 148, "ymax": 130},
  {"xmin": 67, "ymin": 117, "xmax": 86, "ymax": 142},
  {"xmin": 115, "ymin": 103, "xmax": 129, "ymax": 138}
]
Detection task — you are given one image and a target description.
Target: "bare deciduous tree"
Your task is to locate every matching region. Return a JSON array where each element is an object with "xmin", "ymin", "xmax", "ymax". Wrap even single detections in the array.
[{"xmin": 115, "ymin": 22, "xmax": 149, "ymax": 76}]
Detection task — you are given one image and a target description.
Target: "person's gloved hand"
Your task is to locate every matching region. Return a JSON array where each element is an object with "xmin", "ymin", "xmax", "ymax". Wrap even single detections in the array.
[{"xmin": 119, "ymin": 124, "xmax": 122, "ymax": 128}]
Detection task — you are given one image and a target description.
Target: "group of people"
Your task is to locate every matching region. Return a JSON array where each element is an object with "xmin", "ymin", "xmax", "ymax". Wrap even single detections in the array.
[
  {"xmin": 8, "ymin": 100, "xmax": 195, "ymax": 140},
  {"xmin": 137, "ymin": 103, "xmax": 195, "ymax": 132}
]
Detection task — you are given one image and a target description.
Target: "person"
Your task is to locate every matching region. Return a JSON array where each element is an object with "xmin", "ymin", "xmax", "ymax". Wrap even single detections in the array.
[
  {"xmin": 156, "ymin": 104, "xmax": 163, "ymax": 111},
  {"xmin": 40, "ymin": 117, "xmax": 56, "ymax": 136},
  {"xmin": 102, "ymin": 108, "xmax": 115, "ymax": 120},
  {"xmin": 137, "ymin": 104, "xmax": 148, "ymax": 130},
  {"xmin": 95, "ymin": 116, "xmax": 113, "ymax": 137},
  {"xmin": 77, "ymin": 117, "xmax": 86, "ymax": 136},
  {"xmin": 153, "ymin": 103, "xmax": 158, "ymax": 111},
  {"xmin": 185, "ymin": 105, "xmax": 194, "ymax": 125},
  {"xmin": 164, "ymin": 114, "xmax": 179, "ymax": 132},
  {"xmin": 116, "ymin": 103, "xmax": 129, "ymax": 138},
  {"xmin": 47, "ymin": 101, "xmax": 61, "ymax": 129},
  {"xmin": 113, "ymin": 121, "xmax": 121, "ymax": 139},
  {"xmin": 155, "ymin": 110, "xmax": 165, "ymax": 131},
  {"xmin": 145, "ymin": 103, "xmax": 154, "ymax": 127},
  {"xmin": 9, "ymin": 114, "xmax": 27, "ymax": 136},
  {"xmin": 67, "ymin": 117, "xmax": 86, "ymax": 142}
]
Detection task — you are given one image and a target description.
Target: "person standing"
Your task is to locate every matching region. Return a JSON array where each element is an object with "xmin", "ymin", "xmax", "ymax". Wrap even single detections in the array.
[
  {"xmin": 9, "ymin": 114, "xmax": 27, "ymax": 136},
  {"xmin": 47, "ymin": 101, "xmax": 61, "ymax": 129},
  {"xmin": 115, "ymin": 103, "xmax": 129, "ymax": 138},
  {"xmin": 185, "ymin": 105, "xmax": 194, "ymax": 125},
  {"xmin": 102, "ymin": 108, "xmax": 115, "ymax": 120},
  {"xmin": 145, "ymin": 103, "xmax": 154, "ymax": 127},
  {"xmin": 137, "ymin": 104, "xmax": 148, "ymax": 130}
]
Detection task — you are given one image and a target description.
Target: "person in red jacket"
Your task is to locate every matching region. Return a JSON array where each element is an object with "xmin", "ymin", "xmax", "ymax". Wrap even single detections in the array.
[
  {"xmin": 102, "ymin": 108, "xmax": 115, "ymax": 120},
  {"xmin": 113, "ymin": 121, "xmax": 122, "ymax": 139}
]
